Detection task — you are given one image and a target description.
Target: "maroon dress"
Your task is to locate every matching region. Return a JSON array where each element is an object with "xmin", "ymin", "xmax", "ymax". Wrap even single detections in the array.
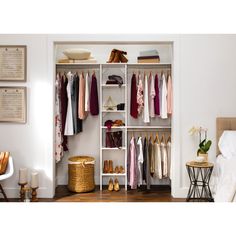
[
  {"xmin": 130, "ymin": 73, "xmax": 138, "ymax": 118},
  {"xmin": 90, "ymin": 73, "xmax": 99, "ymax": 115},
  {"xmin": 154, "ymin": 74, "xmax": 160, "ymax": 116}
]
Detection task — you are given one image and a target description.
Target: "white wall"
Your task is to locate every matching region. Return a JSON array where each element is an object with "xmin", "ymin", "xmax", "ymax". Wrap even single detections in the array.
[
  {"xmin": 1, "ymin": 34, "xmax": 236, "ymax": 199},
  {"xmin": 0, "ymin": 35, "xmax": 54, "ymax": 198},
  {"xmin": 179, "ymin": 35, "xmax": 236, "ymax": 192}
]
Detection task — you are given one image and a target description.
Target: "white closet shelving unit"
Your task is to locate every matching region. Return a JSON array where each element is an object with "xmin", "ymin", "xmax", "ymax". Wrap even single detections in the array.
[{"xmin": 55, "ymin": 60, "xmax": 172, "ymax": 191}]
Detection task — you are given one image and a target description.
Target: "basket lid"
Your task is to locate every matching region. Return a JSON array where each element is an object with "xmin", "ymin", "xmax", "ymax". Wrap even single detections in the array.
[{"xmin": 68, "ymin": 156, "xmax": 95, "ymax": 163}]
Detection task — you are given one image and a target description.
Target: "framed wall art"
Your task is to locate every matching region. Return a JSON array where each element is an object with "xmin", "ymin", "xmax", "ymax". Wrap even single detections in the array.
[
  {"xmin": 0, "ymin": 45, "xmax": 27, "ymax": 82},
  {"xmin": 0, "ymin": 86, "xmax": 27, "ymax": 123}
]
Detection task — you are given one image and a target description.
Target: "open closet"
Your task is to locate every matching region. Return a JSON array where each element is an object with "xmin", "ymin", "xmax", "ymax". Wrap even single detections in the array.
[{"xmin": 54, "ymin": 42, "xmax": 174, "ymax": 194}]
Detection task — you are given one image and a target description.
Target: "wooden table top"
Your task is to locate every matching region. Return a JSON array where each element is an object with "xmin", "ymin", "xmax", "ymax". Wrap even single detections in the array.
[{"xmin": 186, "ymin": 161, "xmax": 214, "ymax": 168}]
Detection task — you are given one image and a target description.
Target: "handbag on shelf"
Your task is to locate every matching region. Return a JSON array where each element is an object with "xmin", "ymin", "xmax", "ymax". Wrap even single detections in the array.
[
  {"xmin": 105, "ymin": 131, "xmax": 123, "ymax": 148},
  {"xmin": 106, "ymin": 75, "xmax": 123, "ymax": 87},
  {"xmin": 117, "ymin": 103, "xmax": 125, "ymax": 110},
  {"xmin": 103, "ymin": 96, "xmax": 117, "ymax": 111}
]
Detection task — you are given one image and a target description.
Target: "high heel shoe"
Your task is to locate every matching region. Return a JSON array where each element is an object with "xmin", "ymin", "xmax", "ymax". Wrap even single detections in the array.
[
  {"xmin": 108, "ymin": 160, "xmax": 113, "ymax": 173},
  {"xmin": 103, "ymin": 160, "xmax": 109, "ymax": 173},
  {"xmin": 108, "ymin": 178, "xmax": 114, "ymax": 191},
  {"xmin": 119, "ymin": 53, "xmax": 128, "ymax": 63},
  {"xmin": 114, "ymin": 178, "xmax": 120, "ymax": 191}
]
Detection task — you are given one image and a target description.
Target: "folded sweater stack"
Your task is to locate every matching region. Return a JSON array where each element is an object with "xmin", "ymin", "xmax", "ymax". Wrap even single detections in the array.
[{"xmin": 137, "ymin": 49, "xmax": 160, "ymax": 63}]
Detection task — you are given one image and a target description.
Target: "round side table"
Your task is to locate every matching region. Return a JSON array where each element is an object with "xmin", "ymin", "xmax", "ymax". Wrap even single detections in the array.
[{"xmin": 186, "ymin": 161, "xmax": 214, "ymax": 202}]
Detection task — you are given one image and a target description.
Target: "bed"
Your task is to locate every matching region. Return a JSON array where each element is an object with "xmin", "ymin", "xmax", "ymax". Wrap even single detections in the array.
[{"xmin": 213, "ymin": 117, "xmax": 236, "ymax": 202}]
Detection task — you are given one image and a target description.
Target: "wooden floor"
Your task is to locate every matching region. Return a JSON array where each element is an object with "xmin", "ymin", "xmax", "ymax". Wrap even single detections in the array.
[
  {"xmin": 54, "ymin": 185, "xmax": 185, "ymax": 202},
  {"xmin": 1, "ymin": 185, "xmax": 185, "ymax": 202}
]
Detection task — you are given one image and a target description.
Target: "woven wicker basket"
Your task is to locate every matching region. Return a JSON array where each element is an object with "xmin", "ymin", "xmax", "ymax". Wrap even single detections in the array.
[{"xmin": 68, "ymin": 156, "xmax": 95, "ymax": 193}]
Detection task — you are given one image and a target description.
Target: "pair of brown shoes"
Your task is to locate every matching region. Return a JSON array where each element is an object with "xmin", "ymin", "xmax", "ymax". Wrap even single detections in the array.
[
  {"xmin": 108, "ymin": 178, "xmax": 120, "ymax": 191},
  {"xmin": 114, "ymin": 165, "xmax": 125, "ymax": 174},
  {"xmin": 103, "ymin": 160, "xmax": 113, "ymax": 173},
  {"xmin": 107, "ymin": 49, "xmax": 128, "ymax": 63}
]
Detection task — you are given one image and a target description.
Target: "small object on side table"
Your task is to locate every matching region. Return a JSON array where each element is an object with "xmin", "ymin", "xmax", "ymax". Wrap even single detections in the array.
[
  {"xmin": 31, "ymin": 187, "xmax": 39, "ymax": 202},
  {"xmin": 186, "ymin": 161, "xmax": 214, "ymax": 202},
  {"xmin": 18, "ymin": 182, "xmax": 27, "ymax": 202}
]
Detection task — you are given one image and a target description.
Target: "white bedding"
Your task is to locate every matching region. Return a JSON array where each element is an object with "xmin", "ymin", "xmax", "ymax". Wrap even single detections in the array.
[{"xmin": 212, "ymin": 154, "xmax": 236, "ymax": 202}]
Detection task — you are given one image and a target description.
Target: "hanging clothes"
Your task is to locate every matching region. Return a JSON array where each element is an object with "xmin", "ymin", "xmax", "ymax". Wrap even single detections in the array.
[
  {"xmin": 64, "ymin": 71, "xmax": 74, "ymax": 136},
  {"xmin": 129, "ymin": 137, "xmax": 138, "ymax": 189},
  {"xmin": 143, "ymin": 74, "xmax": 150, "ymax": 123},
  {"xmin": 167, "ymin": 140, "xmax": 171, "ymax": 179},
  {"xmin": 130, "ymin": 73, "xmax": 138, "ymax": 118},
  {"xmin": 60, "ymin": 74, "xmax": 68, "ymax": 151},
  {"xmin": 154, "ymin": 74, "xmax": 160, "ymax": 116},
  {"xmin": 167, "ymin": 74, "xmax": 173, "ymax": 115},
  {"xmin": 72, "ymin": 74, "xmax": 82, "ymax": 134},
  {"xmin": 78, "ymin": 73, "xmax": 88, "ymax": 120},
  {"xmin": 154, "ymin": 139, "xmax": 162, "ymax": 179},
  {"xmin": 90, "ymin": 73, "xmax": 99, "ymax": 115},
  {"xmin": 85, "ymin": 72, "xmax": 90, "ymax": 112},
  {"xmin": 143, "ymin": 136, "xmax": 150, "ymax": 189},
  {"xmin": 137, "ymin": 137, "xmax": 143, "ymax": 187},
  {"xmin": 161, "ymin": 141, "xmax": 168, "ymax": 178},
  {"xmin": 55, "ymin": 74, "xmax": 64, "ymax": 162},
  {"xmin": 149, "ymin": 137, "xmax": 155, "ymax": 177},
  {"xmin": 161, "ymin": 73, "xmax": 168, "ymax": 119},
  {"xmin": 149, "ymin": 74, "xmax": 156, "ymax": 118},
  {"xmin": 137, "ymin": 74, "xmax": 144, "ymax": 115}
]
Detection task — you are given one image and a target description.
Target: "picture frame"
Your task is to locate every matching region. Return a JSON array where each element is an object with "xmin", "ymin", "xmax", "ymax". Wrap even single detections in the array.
[
  {"xmin": 0, "ymin": 45, "xmax": 27, "ymax": 82},
  {"xmin": 0, "ymin": 86, "xmax": 27, "ymax": 123}
]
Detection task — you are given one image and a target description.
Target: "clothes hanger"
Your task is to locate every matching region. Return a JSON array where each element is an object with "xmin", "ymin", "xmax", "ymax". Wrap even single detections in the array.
[
  {"xmin": 154, "ymin": 132, "xmax": 160, "ymax": 144},
  {"xmin": 167, "ymin": 134, "xmax": 171, "ymax": 143}
]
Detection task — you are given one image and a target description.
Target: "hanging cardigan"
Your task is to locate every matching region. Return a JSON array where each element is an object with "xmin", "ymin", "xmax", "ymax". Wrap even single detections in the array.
[
  {"xmin": 161, "ymin": 142, "xmax": 168, "ymax": 178},
  {"xmin": 90, "ymin": 73, "xmax": 99, "ymax": 115},
  {"xmin": 130, "ymin": 73, "xmax": 138, "ymax": 118},
  {"xmin": 154, "ymin": 141, "xmax": 162, "ymax": 179}
]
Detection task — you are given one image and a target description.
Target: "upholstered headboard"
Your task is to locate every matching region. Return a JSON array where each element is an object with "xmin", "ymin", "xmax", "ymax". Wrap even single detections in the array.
[{"xmin": 216, "ymin": 117, "xmax": 236, "ymax": 155}]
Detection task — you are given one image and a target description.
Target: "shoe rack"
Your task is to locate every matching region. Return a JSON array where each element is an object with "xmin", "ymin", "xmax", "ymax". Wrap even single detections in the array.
[{"xmin": 99, "ymin": 62, "xmax": 172, "ymax": 191}]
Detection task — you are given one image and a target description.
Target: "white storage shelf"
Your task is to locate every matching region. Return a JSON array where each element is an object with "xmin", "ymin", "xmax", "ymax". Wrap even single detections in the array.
[{"xmin": 102, "ymin": 173, "xmax": 126, "ymax": 176}]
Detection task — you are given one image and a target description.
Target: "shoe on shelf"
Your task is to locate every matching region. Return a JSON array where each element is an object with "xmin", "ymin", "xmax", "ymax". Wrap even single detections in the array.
[
  {"xmin": 114, "ymin": 166, "xmax": 119, "ymax": 174},
  {"xmin": 108, "ymin": 160, "xmax": 113, "ymax": 173},
  {"xmin": 108, "ymin": 178, "xmax": 114, "ymax": 191},
  {"xmin": 114, "ymin": 178, "xmax": 120, "ymax": 191},
  {"xmin": 119, "ymin": 166, "xmax": 125, "ymax": 174},
  {"xmin": 112, "ymin": 51, "xmax": 120, "ymax": 63},
  {"xmin": 119, "ymin": 53, "xmax": 128, "ymax": 63},
  {"xmin": 107, "ymin": 49, "xmax": 116, "ymax": 63},
  {"xmin": 103, "ymin": 160, "xmax": 109, "ymax": 173}
]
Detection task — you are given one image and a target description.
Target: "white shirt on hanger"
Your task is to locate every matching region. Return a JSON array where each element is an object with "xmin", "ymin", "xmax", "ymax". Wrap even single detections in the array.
[
  {"xmin": 149, "ymin": 74, "xmax": 156, "ymax": 118},
  {"xmin": 64, "ymin": 71, "xmax": 74, "ymax": 136},
  {"xmin": 85, "ymin": 72, "xmax": 90, "ymax": 112},
  {"xmin": 143, "ymin": 74, "xmax": 150, "ymax": 123},
  {"xmin": 137, "ymin": 137, "xmax": 144, "ymax": 187},
  {"xmin": 161, "ymin": 73, "xmax": 168, "ymax": 119}
]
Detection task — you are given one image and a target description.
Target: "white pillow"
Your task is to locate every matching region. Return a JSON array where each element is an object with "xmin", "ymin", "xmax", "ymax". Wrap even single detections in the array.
[
  {"xmin": 218, "ymin": 131, "xmax": 236, "ymax": 159},
  {"xmin": 63, "ymin": 48, "xmax": 91, "ymax": 60}
]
